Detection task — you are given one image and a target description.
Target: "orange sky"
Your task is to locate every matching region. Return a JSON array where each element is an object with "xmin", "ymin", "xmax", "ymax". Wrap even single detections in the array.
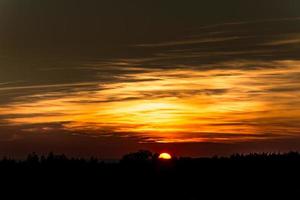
[
  {"xmin": 1, "ymin": 1, "xmax": 300, "ymax": 158},
  {"xmin": 1, "ymin": 61, "xmax": 300, "ymax": 145}
]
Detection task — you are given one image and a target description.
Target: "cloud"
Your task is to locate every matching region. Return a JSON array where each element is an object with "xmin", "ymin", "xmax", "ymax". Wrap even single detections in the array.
[
  {"xmin": 263, "ymin": 34, "xmax": 300, "ymax": 46},
  {"xmin": 136, "ymin": 36, "xmax": 244, "ymax": 47},
  {"xmin": 0, "ymin": 82, "xmax": 99, "ymax": 92},
  {"xmin": 196, "ymin": 17, "xmax": 300, "ymax": 31},
  {"xmin": 135, "ymin": 17, "xmax": 300, "ymax": 48},
  {"xmin": 1, "ymin": 12, "xmax": 300, "ymax": 146},
  {"xmin": 0, "ymin": 59, "xmax": 300, "ymax": 144}
]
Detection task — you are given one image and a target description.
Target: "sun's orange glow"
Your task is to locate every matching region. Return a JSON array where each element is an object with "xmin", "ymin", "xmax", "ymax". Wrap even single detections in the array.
[
  {"xmin": 159, "ymin": 153, "xmax": 172, "ymax": 160},
  {"xmin": 0, "ymin": 60, "xmax": 300, "ymax": 143}
]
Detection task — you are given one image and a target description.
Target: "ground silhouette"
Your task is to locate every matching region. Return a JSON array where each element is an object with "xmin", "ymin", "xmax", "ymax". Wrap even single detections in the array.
[{"xmin": 1, "ymin": 150, "xmax": 299, "ymax": 198}]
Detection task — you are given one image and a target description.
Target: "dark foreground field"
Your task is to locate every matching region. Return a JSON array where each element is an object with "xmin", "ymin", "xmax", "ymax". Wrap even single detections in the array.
[{"xmin": 1, "ymin": 151, "xmax": 299, "ymax": 199}]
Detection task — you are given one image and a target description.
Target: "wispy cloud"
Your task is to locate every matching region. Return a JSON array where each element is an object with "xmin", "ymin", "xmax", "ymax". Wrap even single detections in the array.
[
  {"xmin": 136, "ymin": 36, "xmax": 244, "ymax": 47},
  {"xmin": 196, "ymin": 17, "xmax": 300, "ymax": 31},
  {"xmin": 1, "ymin": 16, "xmax": 300, "ymax": 144},
  {"xmin": 264, "ymin": 34, "xmax": 300, "ymax": 46},
  {"xmin": 0, "ymin": 82, "xmax": 99, "ymax": 92},
  {"xmin": 1, "ymin": 60, "xmax": 300, "ymax": 143}
]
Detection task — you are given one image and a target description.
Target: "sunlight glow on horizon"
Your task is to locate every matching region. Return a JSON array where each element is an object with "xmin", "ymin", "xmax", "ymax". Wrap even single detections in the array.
[{"xmin": 1, "ymin": 60, "xmax": 300, "ymax": 143}]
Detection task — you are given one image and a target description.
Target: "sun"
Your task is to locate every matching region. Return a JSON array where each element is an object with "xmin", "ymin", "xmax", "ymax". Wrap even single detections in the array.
[{"xmin": 159, "ymin": 153, "xmax": 172, "ymax": 160}]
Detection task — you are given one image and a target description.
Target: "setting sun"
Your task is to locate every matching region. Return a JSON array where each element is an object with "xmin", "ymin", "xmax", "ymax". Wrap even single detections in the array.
[{"xmin": 159, "ymin": 153, "xmax": 172, "ymax": 160}]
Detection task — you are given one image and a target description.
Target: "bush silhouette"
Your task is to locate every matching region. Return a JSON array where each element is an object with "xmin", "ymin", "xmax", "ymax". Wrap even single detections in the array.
[{"xmin": 122, "ymin": 150, "xmax": 152, "ymax": 160}]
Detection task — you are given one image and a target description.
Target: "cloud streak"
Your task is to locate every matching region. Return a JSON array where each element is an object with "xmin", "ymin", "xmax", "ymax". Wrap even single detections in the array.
[
  {"xmin": 136, "ymin": 36, "xmax": 244, "ymax": 47},
  {"xmin": 0, "ymin": 82, "xmax": 99, "ymax": 92},
  {"xmin": 264, "ymin": 34, "xmax": 300, "ymax": 46},
  {"xmin": 1, "ymin": 14, "xmax": 300, "ymax": 146},
  {"xmin": 1, "ymin": 60, "xmax": 300, "ymax": 143}
]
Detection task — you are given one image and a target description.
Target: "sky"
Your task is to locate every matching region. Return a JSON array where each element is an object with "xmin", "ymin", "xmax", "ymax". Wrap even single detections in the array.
[{"xmin": 1, "ymin": 0, "xmax": 300, "ymax": 158}]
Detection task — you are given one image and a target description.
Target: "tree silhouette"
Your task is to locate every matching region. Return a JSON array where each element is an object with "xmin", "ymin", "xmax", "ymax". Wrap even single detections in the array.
[
  {"xmin": 121, "ymin": 150, "xmax": 153, "ymax": 162},
  {"xmin": 0, "ymin": 150, "xmax": 299, "ymax": 198}
]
